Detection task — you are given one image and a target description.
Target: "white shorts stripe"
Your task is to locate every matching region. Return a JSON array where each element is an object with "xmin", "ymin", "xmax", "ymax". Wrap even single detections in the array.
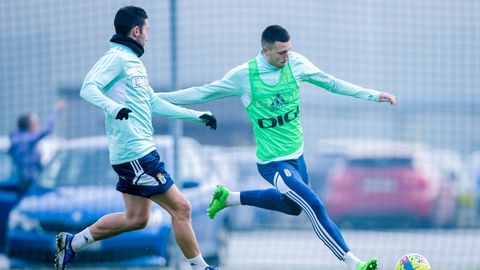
[
  {"xmin": 130, "ymin": 160, "xmax": 145, "ymax": 185},
  {"xmin": 129, "ymin": 161, "xmax": 137, "ymax": 174},
  {"xmin": 130, "ymin": 160, "xmax": 141, "ymax": 174},
  {"xmin": 134, "ymin": 160, "xmax": 143, "ymax": 173}
]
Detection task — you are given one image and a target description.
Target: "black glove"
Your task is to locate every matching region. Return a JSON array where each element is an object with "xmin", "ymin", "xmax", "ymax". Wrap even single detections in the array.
[
  {"xmin": 199, "ymin": 114, "xmax": 217, "ymax": 130},
  {"xmin": 115, "ymin": 108, "xmax": 132, "ymax": 120}
]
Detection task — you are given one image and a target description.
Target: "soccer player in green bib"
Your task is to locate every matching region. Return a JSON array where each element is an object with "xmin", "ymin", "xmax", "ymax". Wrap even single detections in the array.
[{"xmin": 157, "ymin": 25, "xmax": 397, "ymax": 270}]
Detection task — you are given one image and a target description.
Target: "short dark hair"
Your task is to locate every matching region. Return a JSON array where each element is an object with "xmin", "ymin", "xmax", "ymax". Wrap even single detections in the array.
[
  {"xmin": 17, "ymin": 113, "xmax": 32, "ymax": 130},
  {"xmin": 114, "ymin": 6, "xmax": 148, "ymax": 35},
  {"xmin": 261, "ymin": 25, "xmax": 290, "ymax": 48}
]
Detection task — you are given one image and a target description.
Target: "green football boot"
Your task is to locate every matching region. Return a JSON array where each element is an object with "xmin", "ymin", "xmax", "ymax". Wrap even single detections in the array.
[
  {"xmin": 207, "ymin": 185, "xmax": 230, "ymax": 219},
  {"xmin": 356, "ymin": 258, "xmax": 378, "ymax": 270}
]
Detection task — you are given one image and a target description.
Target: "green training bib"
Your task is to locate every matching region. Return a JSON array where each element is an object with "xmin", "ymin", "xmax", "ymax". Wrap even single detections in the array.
[{"xmin": 246, "ymin": 58, "xmax": 304, "ymax": 161}]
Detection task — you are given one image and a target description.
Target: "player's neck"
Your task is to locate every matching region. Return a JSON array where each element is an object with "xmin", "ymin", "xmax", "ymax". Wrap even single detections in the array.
[
  {"xmin": 110, "ymin": 34, "xmax": 145, "ymax": 57},
  {"xmin": 259, "ymin": 52, "xmax": 281, "ymax": 71}
]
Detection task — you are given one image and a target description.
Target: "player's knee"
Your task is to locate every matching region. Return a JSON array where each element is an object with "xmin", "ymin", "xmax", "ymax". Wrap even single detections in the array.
[
  {"xmin": 289, "ymin": 206, "xmax": 302, "ymax": 216},
  {"xmin": 281, "ymin": 195, "xmax": 302, "ymax": 215},
  {"xmin": 129, "ymin": 215, "xmax": 149, "ymax": 230},
  {"xmin": 283, "ymin": 201, "xmax": 302, "ymax": 215},
  {"xmin": 173, "ymin": 199, "xmax": 192, "ymax": 221}
]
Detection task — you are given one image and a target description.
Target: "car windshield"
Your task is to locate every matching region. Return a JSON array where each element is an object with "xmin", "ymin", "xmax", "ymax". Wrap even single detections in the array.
[
  {"xmin": 347, "ymin": 157, "xmax": 413, "ymax": 168},
  {"xmin": 39, "ymin": 148, "xmax": 116, "ymax": 188}
]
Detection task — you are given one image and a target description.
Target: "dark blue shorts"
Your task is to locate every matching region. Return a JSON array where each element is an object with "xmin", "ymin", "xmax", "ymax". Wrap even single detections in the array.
[{"xmin": 112, "ymin": 150, "xmax": 174, "ymax": 198}]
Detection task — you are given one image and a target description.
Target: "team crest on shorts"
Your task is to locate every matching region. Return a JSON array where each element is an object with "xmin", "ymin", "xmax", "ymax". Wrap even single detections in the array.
[
  {"xmin": 283, "ymin": 168, "xmax": 292, "ymax": 177},
  {"xmin": 156, "ymin": 173, "xmax": 167, "ymax": 184}
]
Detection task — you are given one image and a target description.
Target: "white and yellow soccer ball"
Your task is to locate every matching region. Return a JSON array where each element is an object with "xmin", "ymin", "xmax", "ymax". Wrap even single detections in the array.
[{"xmin": 395, "ymin": 253, "xmax": 431, "ymax": 270}]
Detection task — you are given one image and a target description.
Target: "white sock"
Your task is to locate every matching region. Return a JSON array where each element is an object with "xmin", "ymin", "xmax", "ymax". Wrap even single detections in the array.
[
  {"xmin": 187, "ymin": 254, "xmax": 208, "ymax": 270},
  {"xmin": 71, "ymin": 227, "xmax": 95, "ymax": 252},
  {"xmin": 344, "ymin": 252, "xmax": 362, "ymax": 270},
  {"xmin": 226, "ymin": 191, "xmax": 241, "ymax": 206}
]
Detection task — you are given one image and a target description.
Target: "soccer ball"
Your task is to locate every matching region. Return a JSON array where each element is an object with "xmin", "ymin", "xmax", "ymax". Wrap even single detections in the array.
[{"xmin": 395, "ymin": 253, "xmax": 431, "ymax": 270}]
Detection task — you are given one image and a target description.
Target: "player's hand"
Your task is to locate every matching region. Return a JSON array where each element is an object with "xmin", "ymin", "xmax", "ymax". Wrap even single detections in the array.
[
  {"xmin": 199, "ymin": 114, "xmax": 217, "ymax": 130},
  {"xmin": 115, "ymin": 108, "xmax": 132, "ymax": 120},
  {"xmin": 379, "ymin": 92, "xmax": 397, "ymax": 106}
]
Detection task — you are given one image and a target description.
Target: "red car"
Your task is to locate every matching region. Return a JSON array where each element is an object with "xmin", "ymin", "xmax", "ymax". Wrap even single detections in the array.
[{"xmin": 324, "ymin": 144, "xmax": 457, "ymax": 228}]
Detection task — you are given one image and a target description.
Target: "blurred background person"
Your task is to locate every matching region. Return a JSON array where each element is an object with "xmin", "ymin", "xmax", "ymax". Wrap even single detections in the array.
[{"xmin": 8, "ymin": 99, "xmax": 66, "ymax": 198}]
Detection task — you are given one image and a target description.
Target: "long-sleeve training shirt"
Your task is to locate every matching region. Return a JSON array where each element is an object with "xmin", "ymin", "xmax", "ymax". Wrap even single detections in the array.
[
  {"xmin": 157, "ymin": 51, "xmax": 381, "ymax": 163},
  {"xmin": 80, "ymin": 42, "xmax": 208, "ymax": 165}
]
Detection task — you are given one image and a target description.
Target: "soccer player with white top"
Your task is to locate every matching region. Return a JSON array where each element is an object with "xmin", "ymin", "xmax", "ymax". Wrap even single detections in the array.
[
  {"xmin": 157, "ymin": 25, "xmax": 397, "ymax": 270},
  {"xmin": 54, "ymin": 6, "xmax": 218, "ymax": 270}
]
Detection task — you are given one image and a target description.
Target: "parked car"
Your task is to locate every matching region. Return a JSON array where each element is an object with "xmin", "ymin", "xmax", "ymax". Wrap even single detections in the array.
[
  {"xmin": 6, "ymin": 135, "xmax": 227, "ymax": 268},
  {"xmin": 0, "ymin": 136, "xmax": 61, "ymax": 253},
  {"xmin": 324, "ymin": 140, "xmax": 458, "ymax": 228}
]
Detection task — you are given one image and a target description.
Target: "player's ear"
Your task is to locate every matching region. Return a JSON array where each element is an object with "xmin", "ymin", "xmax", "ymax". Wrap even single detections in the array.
[
  {"xmin": 262, "ymin": 47, "xmax": 269, "ymax": 55},
  {"xmin": 131, "ymin": 26, "xmax": 141, "ymax": 37}
]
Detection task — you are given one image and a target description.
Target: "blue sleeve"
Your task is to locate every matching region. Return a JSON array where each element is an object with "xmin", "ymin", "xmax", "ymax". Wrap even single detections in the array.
[{"xmin": 30, "ymin": 109, "xmax": 58, "ymax": 143}]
